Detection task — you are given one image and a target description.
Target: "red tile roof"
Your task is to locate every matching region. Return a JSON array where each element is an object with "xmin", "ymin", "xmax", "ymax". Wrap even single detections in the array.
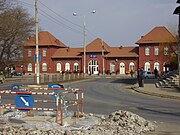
[
  {"xmin": 85, "ymin": 38, "xmax": 110, "ymax": 52},
  {"xmin": 136, "ymin": 26, "xmax": 177, "ymax": 44},
  {"xmin": 51, "ymin": 48, "xmax": 82, "ymax": 58},
  {"xmin": 106, "ymin": 46, "xmax": 139, "ymax": 57},
  {"xmin": 23, "ymin": 31, "xmax": 67, "ymax": 47}
]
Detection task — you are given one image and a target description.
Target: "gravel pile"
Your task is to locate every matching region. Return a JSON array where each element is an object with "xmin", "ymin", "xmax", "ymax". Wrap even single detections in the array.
[{"xmin": 0, "ymin": 110, "xmax": 155, "ymax": 135}]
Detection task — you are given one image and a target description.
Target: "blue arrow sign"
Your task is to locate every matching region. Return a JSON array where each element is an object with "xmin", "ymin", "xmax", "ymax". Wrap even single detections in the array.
[
  {"xmin": 15, "ymin": 94, "xmax": 34, "ymax": 111},
  {"xmin": 48, "ymin": 83, "xmax": 63, "ymax": 100},
  {"xmin": 11, "ymin": 84, "xmax": 20, "ymax": 91}
]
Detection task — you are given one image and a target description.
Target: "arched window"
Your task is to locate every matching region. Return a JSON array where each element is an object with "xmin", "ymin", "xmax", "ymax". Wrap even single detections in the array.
[
  {"xmin": 154, "ymin": 62, "xmax": 160, "ymax": 71},
  {"xmin": 144, "ymin": 62, "xmax": 150, "ymax": 71},
  {"xmin": 56, "ymin": 63, "xmax": 61, "ymax": 71},
  {"xmin": 27, "ymin": 63, "xmax": 32, "ymax": 72},
  {"xmin": 74, "ymin": 63, "xmax": 79, "ymax": 72},
  {"xmin": 110, "ymin": 62, "xmax": 115, "ymax": 73},
  {"xmin": 42, "ymin": 63, "xmax": 47, "ymax": 71},
  {"xmin": 129, "ymin": 62, "xmax": 135, "ymax": 71},
  {"xmin": 88, "ymin": 60, "xmax": 99, "ymax": 75},
  {"xmin": 65, "ymin": 63, "xmax": 70, "ymax": 71}
]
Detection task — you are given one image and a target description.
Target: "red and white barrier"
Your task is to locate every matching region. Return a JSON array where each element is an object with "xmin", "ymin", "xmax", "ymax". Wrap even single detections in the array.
[{"xmin": 0, "ymin": 87, "xmax": 84, "ymax": 126}]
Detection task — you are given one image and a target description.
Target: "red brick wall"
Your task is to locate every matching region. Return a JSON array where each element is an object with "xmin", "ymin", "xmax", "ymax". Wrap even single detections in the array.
[{"xmin": 138, "ymin": 43, "xmax": 171, "ymax": 72}]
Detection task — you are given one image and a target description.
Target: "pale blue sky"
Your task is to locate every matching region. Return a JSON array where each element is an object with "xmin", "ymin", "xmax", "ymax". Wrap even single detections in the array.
[{"xmin": 17, "ymin": 0, "xmax": 178, "ymax": 47}]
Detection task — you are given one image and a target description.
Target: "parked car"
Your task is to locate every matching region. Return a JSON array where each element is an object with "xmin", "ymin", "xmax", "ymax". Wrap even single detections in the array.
[
  {"xmin": 11, "ymin": 71, "xmax": 22, "ymax": 76},
  {"xmin": 144, "ymin": 71, "xmax": 155, "ymax": 79}
]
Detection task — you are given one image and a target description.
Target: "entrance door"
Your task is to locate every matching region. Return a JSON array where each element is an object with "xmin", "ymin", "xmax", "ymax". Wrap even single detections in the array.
[
  {"xmin": 88, "ymin": 60, "xmax": 99, "ymax": 75},
  {"xmin": 120, "ymin": 62, "xmax": 125, "ymax": 74}
]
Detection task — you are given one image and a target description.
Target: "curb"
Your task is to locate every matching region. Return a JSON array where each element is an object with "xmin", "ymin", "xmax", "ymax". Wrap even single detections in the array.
[{"xmin": 132, "ymin": 87, "xmax": 180, "ymax": 100}]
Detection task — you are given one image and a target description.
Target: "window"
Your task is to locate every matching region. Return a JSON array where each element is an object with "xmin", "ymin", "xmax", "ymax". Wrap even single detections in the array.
[
  {"xmin": 154, "ymin": 62, "xmax": 160, "ymax": 71},
  {"xmin": 144, "ymin": 62, "xmax": 150, "ymax": 71},
  {"xmin": 129, "ymin": 62, "xmax": 135, "ymax": 71},
  {"xmin": 42, "ymin": 63, "xmax": 47, "ymax": 71},
  {"xmin": 27, "ymin": 63, "xmax": 32, "ymax": 71},
  {"xmin": 56, "ymin": 63, "xmax": 61, "ymax": 71},
  {"xmin": 74, "ymin": 63, "xmax": 79, "ymax": 72},
  {"xmin": 154, "ymin": 47, "xmax": 159, "ymax": 55},
  {"xmin": 110, "ymin": 62, "xmax": 115, "ymax": 73},
  {"xmin": 43, "ymin": 49, "xmax": 47, "ymax": 57},
  {"xmin": 164, "ymin": 47, "xmax": 168, "ymax": 55},
  {"xmin": 88, "ymin": 60, "xmax": 99, "ymax": 75},
  {"xmin": 28, "ymin": 50, "xmax": 32, "ymax": 57},
  {"xmin": 145, "ymin": 47, "xmax": 150, "ymax": 55},
  {"xmin": 65, "ymin": 63, "xmax": 70, "ymax": 71}
]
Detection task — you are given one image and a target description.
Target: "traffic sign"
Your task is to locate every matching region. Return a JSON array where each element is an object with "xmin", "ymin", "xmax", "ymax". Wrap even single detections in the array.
[
  {"xmin": 48, "ymin": 83, "xmax": 63, "ymax": 100},
  {"xmin": 11, "ymin": 84, "xmax": 20, "ymax": 91},
  {"xmin": 15, "ymin": 94, "xmax": 34, "ymax": 111}
]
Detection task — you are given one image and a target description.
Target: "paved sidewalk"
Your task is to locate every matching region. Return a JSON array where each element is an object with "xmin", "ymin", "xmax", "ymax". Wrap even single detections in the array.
[{"xmin": 131, "ymin": 83, "xmax": 180, "ymax": 100}]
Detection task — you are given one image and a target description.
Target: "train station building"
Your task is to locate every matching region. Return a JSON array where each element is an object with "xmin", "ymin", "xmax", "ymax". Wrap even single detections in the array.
[{"xmin": 22, "ymin": 26, "xmax": 177, "ymax": 75}]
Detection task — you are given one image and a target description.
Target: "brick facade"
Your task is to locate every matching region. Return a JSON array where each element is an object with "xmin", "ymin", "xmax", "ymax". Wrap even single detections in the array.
[{"xmin": 22, "ymin": 26, "xmax": 177, "ymax": 75}]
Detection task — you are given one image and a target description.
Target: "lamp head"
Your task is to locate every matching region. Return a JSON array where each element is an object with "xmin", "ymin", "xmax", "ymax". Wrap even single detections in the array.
[
  {"xmin": 92, "ymin": 10, "xmax": 96, "ymax": 14},
  {"xmin": 73, "ymin": 12, "xmax": 77, "ymax": 16}
]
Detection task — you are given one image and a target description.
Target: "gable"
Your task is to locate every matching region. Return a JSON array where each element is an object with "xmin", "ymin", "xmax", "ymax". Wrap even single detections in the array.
[
  {"xmin": 85, "ymin": 38, "xmax": 110, "ymax": 52},
  {"xmin": 136, "ymin": 26, "xmax": 177, "ymax": 44}
]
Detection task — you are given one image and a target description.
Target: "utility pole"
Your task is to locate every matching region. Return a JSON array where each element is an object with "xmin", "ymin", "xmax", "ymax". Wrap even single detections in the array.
[
  {"xmin": 35, "ymin": 0, "xmax": 40, "ymax": 84},
  {"xmin": 83, "ymin": 15, "xmax": 86, "ymax": 75},
  {"xmin": 101, "ymin": 39, "xmax": 105, "ymax": 75}
]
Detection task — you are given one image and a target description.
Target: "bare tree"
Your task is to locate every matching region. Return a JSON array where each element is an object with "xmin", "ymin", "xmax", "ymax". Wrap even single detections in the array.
[{"xmin": 0, "ymin": 3, "xmax": 34, "ymax": 72}]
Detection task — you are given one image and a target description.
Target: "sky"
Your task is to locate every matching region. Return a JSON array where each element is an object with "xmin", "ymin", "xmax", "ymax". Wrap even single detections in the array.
[{"xmin": 17, "ymin": 0, "xmax": 178, "ymax": 47}]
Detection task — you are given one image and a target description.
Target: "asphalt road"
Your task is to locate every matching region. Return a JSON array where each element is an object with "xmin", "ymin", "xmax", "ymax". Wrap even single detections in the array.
[
  {"xmin": 1, "ymin": 77, "xmax": 180, "ymax": 124},
  {"xmin": 65, "ymin": 78, "xmax": 180, "ymax": 124}
]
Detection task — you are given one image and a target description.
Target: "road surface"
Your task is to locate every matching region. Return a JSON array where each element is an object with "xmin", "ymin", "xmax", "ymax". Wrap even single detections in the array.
[{"xmin": 66, "ymin": 78, "xmax": 180, "ymax": 124}]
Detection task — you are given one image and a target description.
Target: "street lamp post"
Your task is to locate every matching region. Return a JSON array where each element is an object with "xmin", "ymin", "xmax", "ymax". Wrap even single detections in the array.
[
  {"xmin": 73, "ymin": 10, "xmax": 96, "ymax": 76},
  {"xmin": 83, "ymin": 15, "xmax": 86, "ymax": 75}
]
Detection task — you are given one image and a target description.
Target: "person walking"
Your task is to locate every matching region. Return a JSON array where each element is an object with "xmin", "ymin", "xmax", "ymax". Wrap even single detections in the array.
[
  {"xmin": 154, "ymin": 67, "xmax": 158, "ymax": 79},
  {"xmin": 137, "ymin": 67, "xmax": 145, "ymax": 87}
]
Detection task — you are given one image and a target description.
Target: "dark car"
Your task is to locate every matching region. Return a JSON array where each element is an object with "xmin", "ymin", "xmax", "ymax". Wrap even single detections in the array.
[{"xmin": 11, "ymin": 71, "xmax": 22, "ymax": 76}]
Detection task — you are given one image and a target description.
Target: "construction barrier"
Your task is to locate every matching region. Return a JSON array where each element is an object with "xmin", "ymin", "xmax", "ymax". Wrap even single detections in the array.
[
  {"xmin": 0, "ymin": 84, "xmax": 84, "ymax": 126},
  {"xmin": 0, "ymin": 90, "xmax": 59, "ymax": 123}
]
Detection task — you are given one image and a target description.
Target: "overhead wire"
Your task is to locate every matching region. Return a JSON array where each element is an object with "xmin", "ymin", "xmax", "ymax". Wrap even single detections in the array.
[
  {"xmin": 18, "ymin": 0, "xmax": 97, "ymax": 45},
  {"xmin": 39, "ymin": 0, "xmax": 82, "ymax": 29},
  {"xmin": 38, "ymin": 0, "xmax": 98, "ymax": 39}
]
